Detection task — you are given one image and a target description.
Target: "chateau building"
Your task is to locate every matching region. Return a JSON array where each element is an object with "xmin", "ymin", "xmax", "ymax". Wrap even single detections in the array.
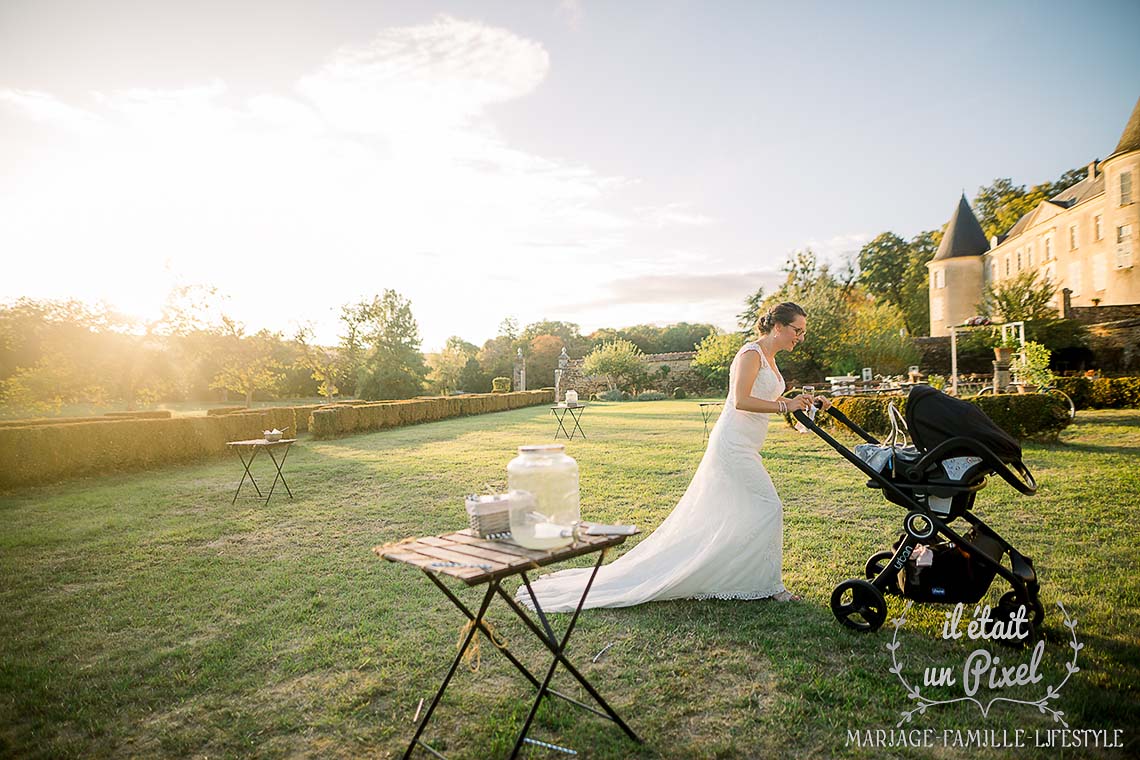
[{"xmin": 928, "ymin": 96, "xmax": 1140, "ymax": 336}]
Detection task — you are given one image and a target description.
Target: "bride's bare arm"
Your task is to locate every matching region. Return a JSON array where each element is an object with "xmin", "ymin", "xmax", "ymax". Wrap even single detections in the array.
[{"xmin": 733, "ymin": 350, "xmax": 813, "ymax": 414}]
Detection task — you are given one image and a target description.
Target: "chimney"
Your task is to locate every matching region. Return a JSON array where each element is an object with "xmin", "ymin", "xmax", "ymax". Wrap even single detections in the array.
[{"xmin": 1088, "ymin": 160, "xmax": 1098, "ymax": 180}]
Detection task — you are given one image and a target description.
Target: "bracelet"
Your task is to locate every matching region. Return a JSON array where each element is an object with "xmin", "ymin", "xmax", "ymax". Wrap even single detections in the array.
[{"xmin": 778, "ymin": 399, "xmax": 787, "ymax": 414}]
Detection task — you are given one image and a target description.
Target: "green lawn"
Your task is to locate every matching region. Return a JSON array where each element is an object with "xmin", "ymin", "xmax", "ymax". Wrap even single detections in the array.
[{"xmin": 1, "ymin": 401, "xmax": 1137, "ymax": 758}]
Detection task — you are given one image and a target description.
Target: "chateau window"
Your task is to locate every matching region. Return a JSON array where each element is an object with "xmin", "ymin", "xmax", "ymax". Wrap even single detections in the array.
[
  {"xmin": 1016, "ymin": 250, "xmax": 1022, "ymax": 271},
  {"xmin": 1094, "ymin": 253, "xmax": 1107, "ymax": 291},
  {"xmin": 1069, "ymin": 225, "xmax": 1078, "ymax": 250},
  {"xmin": 1068, "ymin": 261, "xmax": 1081, "ymax": 295},
  {"xmin": 1122, "ymin": 171, "xmax": 1133, "ymax": 205},
  {"xmin": 1026, "ymin": 243, "xmax": 1033, "ymax": 266},
  {"xmin": 933, "ymin": 270, "xmax": 944, "ymax": 289},
  {"xmin": 1119, "ymin": 224, "xmax": 1134, "ymax": 269},
  {"xmin": 1044, "ymin": 237, "xmax": 1053, "ymax": 260},
  {"xmin": 1004, "ymin": 255, "xmax": 1011, "ymax": 277},
  {"xmin": 1095, "ymin": 215, "xmax": 1103, "ymax": 241},
  {"xmin": 932, "ymin": 297, "xmax": 944, "ymax": 322}
]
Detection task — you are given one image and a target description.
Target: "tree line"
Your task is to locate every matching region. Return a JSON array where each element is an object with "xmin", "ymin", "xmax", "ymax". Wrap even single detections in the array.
[{"xmin": 0, "ymin": 286, "xmax": 719, "ymax": 414}]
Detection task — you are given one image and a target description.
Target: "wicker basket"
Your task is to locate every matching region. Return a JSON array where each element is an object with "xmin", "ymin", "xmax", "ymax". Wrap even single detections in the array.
[{"xmin": 465, "ymin": 492, "xmax": 533, "ymax": 538}]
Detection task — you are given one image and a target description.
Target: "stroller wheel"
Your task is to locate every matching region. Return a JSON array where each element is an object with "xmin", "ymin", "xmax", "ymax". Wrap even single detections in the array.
[
  {"xmin": 831, "ymin": 579, "xmax": 888, "ymax": 632},
  {"xmin": 998, "ymin": 590, "xmax": 1045, "ymax": 630},
  {"xmin": 864, "ymin": 550, "xmax": 901, "ymax": 594}
]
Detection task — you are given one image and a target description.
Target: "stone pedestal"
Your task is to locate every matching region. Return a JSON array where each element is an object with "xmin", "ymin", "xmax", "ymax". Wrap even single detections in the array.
[{"xmin": 993, "ymin": 360, "xmax": 1010, "ymax": 391}]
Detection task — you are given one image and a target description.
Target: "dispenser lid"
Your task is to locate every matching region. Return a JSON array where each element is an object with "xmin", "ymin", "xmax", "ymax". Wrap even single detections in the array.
[{"xmin": 518, "ymin": 443, "xmax": 566, "ymax": 453}]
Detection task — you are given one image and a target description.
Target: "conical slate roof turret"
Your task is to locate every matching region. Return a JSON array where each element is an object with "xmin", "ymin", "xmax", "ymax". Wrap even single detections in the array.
[
  {"xmin": 932, "ymin": 194, "xmax": 990, "ymax": 261},
  {"xmin": 1107, "ymin": 95, "xmax": 1140, "ymax": 160}
]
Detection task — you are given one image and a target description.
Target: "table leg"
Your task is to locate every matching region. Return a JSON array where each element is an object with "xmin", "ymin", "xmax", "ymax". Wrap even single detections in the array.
[
  {"xmin": 552, "ymin": 409, "xmax": 571, "ymax": 440},
  {"xmin": 567, "ymin": 408, "xmax": 586, "ymax": 440},
  {"xmin": 264, "ymin": 444, "xmax": 294, "ymax": 502},
  {"xmin": 508, "ymin": 549, "xmax": 641, "ymax": 758},
  {"xmin": 231, "ymin": 447, "xmax": 263, "ymax": 504},
  {"xmin": 404, "ymin": 580, "xmax": 499, "ymax": 760}
]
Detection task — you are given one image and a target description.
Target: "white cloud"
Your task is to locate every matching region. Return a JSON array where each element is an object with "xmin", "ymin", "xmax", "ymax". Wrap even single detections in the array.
[
  {"xmin": 0, "ymin": 89, "xmax": 106, "ymax": 134},
  {"xmin": 296, "ymin": 14, "xmax": 549, "ymax": 137},
  {"xmin": 0, "ymin": 15, "xmax": 717, "ymax": 349},
  {"xmin": 639, "ymin": 202, "xmax": 716, "ymax": 228}
]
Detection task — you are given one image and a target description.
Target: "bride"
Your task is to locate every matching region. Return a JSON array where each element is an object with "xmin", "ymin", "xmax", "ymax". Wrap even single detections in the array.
[{"xmin": 516, "ymin": 302, "xmax": 827, "ymax": 612}]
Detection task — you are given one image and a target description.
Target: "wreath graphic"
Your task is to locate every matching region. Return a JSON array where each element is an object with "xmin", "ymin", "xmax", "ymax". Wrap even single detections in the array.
[{"xmin": 888, "ymin": 600, "xmax": 1081, "ymax": 729}]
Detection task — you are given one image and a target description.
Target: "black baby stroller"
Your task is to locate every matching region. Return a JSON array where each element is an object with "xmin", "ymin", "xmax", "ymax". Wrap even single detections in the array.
[{"xmin": 792, "ymin": 385, "xmax": 1044, "ymax": 634}]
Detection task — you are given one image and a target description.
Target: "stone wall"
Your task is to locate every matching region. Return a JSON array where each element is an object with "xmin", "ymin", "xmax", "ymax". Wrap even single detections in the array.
[
  {"xmin": 1086, "ymin": 318, "xmax": 1140, "ymax": 373},
  {"xmin": 1070, "ymin": 304, "xmax": 1140, "ymax": 325},
  {"xmin": 556, "ymin": 350, "xmax": 710, "ymax": 399}
]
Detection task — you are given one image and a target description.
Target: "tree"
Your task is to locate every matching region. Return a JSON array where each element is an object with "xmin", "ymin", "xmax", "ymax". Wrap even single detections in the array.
[
  {"xmin": 210, "ymin": 317, "xmax": 285, "ymax": 406},
  {"xmin": 657, "ymin": 323, "xmax": 717, "ymax": 353},
  {"xmin": 352, "ymin": 290, "xmax": 428, "ymax": 401},
  {"xmin": 831, "ymin": 298, "xmax": 922, "ymax": 376},
  {"xmin": 295, "ymin": 325, "xmax": 345, "ymax": 403},
  {"xmin": 761, "ymin": 249, "xmax": 859, "ymax": 380},
  {"xmin": 973, "ymin": 166, "xmax": 1087, "ymax": 240},
  {"xmin": 426, "ymin": 336, "xmax": 479, "ymax": 394},
  {"xmin": 691, "ymin": 332, "xmax": 744, "ymax": 390},
  {"xmin": 737, "ymin": 286, "xmax": 767, "ymax": 337},
  {"xmin": 582, "ymin": 339, "xmax": 644, "ymax": 392},
  {"xmin": 526, "ymin": 334, "xmax": 565, "ymax": 389},
  {"xmin": 458, "ymin": 356, "xmax": 491, "ymax": 393},
  {"xmin": 857, "ymin": 231, "xmax": 935, "ymax": 336},
  {"xmin": 498, "ymin": 316, "xmax": 519, "ymax": 341},
  {"xmin": 977, "ymin": 271, "xmax": 1058, "ymax": 322}
]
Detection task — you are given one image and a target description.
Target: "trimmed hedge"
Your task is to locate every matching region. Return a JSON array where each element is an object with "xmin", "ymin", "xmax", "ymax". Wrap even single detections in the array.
[
  {"xmin": 206, "ymin": 406, "xmax": 249, "ymax": 416},
  {"xmin": 819, "ymin": 392, "xmax": 1072, "ymax": 442},
  {"xmin": 1052, "ymin": 377, "xmax": 1140, "ymax": 409},
  {"xmin": 103, "ymin": 411, "xmax": 173, "ymax": 420},
  {"xmin": 0, "ymin": 411, "xmax": 289, "ymax": 489},
  {"xmin": 306, "ymin": 390, "xmax": 554, "ymax": 440},
  {"xmin": 0, "ymin": 391, "xmax": 555, "ymax": 488}
]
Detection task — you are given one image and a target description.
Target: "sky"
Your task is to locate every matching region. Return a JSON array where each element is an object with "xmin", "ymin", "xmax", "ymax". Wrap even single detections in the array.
[{"xmin": 2, "ymin": 0, "xmax": 1138, "ymax": 352}]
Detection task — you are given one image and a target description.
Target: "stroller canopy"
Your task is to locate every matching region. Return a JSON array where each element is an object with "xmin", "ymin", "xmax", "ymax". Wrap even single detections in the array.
[{"xmin": 905, "ymin": 385, "xmax": 1022, "ymax": 464}]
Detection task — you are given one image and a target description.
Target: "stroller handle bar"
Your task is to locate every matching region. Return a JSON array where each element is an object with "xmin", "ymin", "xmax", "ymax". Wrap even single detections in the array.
[{"xmin": 793, "ymin": 404, "xmax": 1038, "ymax": 496}]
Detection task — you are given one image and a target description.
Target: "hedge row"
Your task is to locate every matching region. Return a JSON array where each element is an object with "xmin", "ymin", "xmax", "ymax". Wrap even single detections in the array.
[
  {"xmin": 1052, "ymin": 377, "xmax": 1140, "ymax": 409},
  {"xmin": 307, "ymin": 391, "xmax": 554, "ymax": 439},
  {"xmin": 0, "ymin": 392, "xmax": 553, "ymax": 489},
  {"xmin": 0, "ymin": 411, "xmax": 172, "ymax": 428},
  {"xmin": 816, "ymin": 392, "xmax": 1072, "ymax": 442},
  {"xmin": 0, "ymin": 410, "xmax": 294, "ymax": 489}
]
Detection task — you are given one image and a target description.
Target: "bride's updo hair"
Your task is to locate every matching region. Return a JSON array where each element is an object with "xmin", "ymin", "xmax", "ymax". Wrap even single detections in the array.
[{"xmin": 757, "ymin": 302, "xmax": 807, "ymax": 335}]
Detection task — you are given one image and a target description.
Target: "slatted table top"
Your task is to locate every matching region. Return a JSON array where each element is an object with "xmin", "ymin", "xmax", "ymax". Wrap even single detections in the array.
[
  {"xmin": 226, "ymin": 438, "xmax": 298, "ymax": 447},
  {"xmin": 375, "ymin": 529, "xmax": 631, "ymax": 586}
]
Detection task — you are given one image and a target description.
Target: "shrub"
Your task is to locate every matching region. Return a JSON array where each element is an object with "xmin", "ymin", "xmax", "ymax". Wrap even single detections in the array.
[
  {"xmin": 635, "ymin": 391, "xmax": 667, "ymax": 401},
  {"xmin": 1051, "ymin": 377, "xmax": 1140, "ymax": 409},
  {"xmin": 594, "ymin": 389, "xmax": 629, "ymax": 402},
  {"xmin": 823, "ymin": 391, "xmax": 1072, "ymax": 442},
  {"xmin": 582, "ymin": 340, "xmax": 644, "ymax": 392},
  {"xmin": 491, "ymin": 377, "xmax": 511, "ymax": 393},
  {"xmin": 673, "ymin": 387, "xmax": 687, "ymax": 399},
  {"xmin": 691, "ymin": 332, "xmax": 745, "ymax": 390},
  {"xmin": 969, "ymin": 394, "xmax": 1071, "ymax": 441}
]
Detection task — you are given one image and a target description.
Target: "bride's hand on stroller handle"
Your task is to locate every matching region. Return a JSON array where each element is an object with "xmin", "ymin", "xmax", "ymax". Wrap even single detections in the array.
[{"xmin": 790, "ymin": 394, "xmax": 813, "ymax": 411}]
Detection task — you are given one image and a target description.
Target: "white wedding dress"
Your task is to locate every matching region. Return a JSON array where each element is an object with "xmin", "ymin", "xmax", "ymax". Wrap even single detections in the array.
[{"xmin": 516, "ymin": 341, "xmax": 789, "ymax": 612}]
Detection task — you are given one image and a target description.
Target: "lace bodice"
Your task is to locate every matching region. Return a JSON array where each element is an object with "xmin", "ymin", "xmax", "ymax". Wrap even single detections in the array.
[{"xmin": 730, "ymin": 341, "xmax": 786, "ymax": 403}]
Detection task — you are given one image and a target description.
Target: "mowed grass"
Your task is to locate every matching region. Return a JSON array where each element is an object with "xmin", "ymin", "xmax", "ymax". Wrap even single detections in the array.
[{"xmin": 1, "ymin": 401, "xmax": 1137, "ymax": 759}]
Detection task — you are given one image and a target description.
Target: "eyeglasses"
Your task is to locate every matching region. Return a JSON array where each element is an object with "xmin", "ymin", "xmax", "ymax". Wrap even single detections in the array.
[{"xmin": 789, "ymin": 325, "xmax": 806, "ymax": 337}]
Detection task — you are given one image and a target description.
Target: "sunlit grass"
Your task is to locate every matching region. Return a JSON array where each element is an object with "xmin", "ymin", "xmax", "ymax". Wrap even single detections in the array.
[{"xmin": 0, "ymin": 401, "xmax": 1136, "ymax": 758}]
